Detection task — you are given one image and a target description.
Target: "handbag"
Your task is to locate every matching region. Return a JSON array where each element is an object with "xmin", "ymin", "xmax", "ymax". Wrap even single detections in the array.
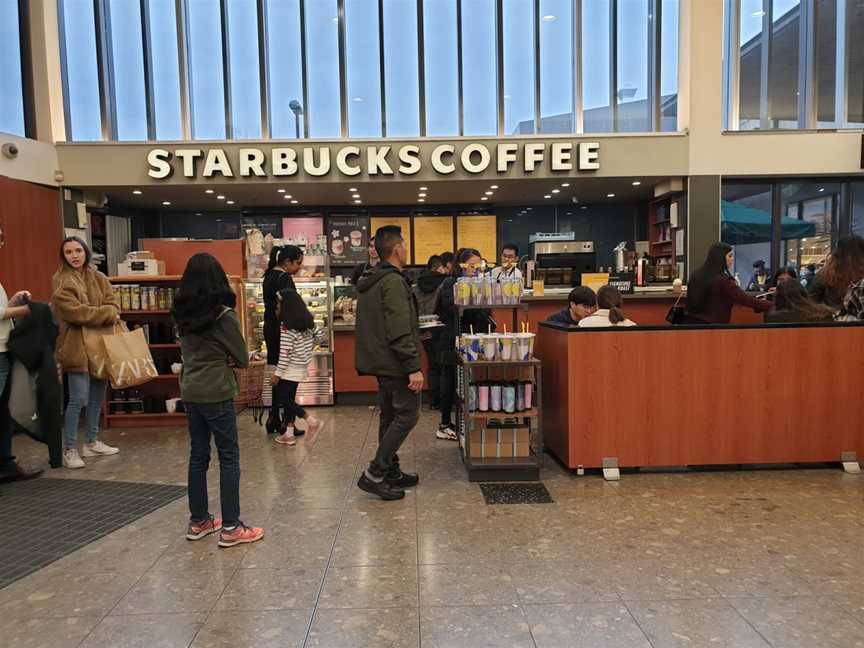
[
  {"xmin": 665, "ymin": 292, "xmax": 686, "ymax": 325},
  {"xmin": 103, "ymin": 323, "xmax": 159, "ymax": 389}
]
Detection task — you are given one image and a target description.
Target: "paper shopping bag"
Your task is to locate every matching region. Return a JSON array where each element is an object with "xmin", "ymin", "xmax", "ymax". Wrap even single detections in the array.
[
  {"xmin": 82, "ymin": 323, "xmax": 123, "ymax": 380},
  {"xmin": 103, "ymin": 325, "xmax": 158, "ymax": 389}
]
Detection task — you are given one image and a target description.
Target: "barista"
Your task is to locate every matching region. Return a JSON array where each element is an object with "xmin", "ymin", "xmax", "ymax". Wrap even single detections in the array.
[
  {"xmin": 547, "ymin": 287, "xmax": 597, "ymax": 326},
  {"xmin": 350, "ymin": 239, "xmax": 380, "ymax": 285},
  {"xmin": 491, "ymin": 243, "xmax": 522, "ymax": 282}
]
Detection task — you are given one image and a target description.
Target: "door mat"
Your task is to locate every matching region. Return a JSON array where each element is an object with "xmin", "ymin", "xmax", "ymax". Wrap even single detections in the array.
[
  {"xmin": 0, "ymin": 478, "xmax": 185, "ymax": 589},
  {"xmin": 480, "ymin": 482, "xmax": 553, "ymax": 504}
]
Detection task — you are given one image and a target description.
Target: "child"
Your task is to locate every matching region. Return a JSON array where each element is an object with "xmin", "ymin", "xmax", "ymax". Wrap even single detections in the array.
[
  {"xmin": 172, "ymin": 253, "xmax": 264, "ymax": 548},
  {"xmin": 272, "ymin": 289, "xmax": 325, "ymax": 446}
]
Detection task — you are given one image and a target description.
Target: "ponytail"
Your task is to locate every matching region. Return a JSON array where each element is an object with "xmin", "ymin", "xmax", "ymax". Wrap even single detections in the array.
[
  {"xmin": 608, "ymin": 306, "xmax": 625, "ymax": 324},
  {"xmin": 597, "ymin": 285, "xmax": 627, "ymax": 325},
  {"xmin": 266, "ymin": 246, "xmax": 281, "ymax": 273},
  {"xmin": 266, "ymin": 244, "xmax": 304, "ymax": 273}
]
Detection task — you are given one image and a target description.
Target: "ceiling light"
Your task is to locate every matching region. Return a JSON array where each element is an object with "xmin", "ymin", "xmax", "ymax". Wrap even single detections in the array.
[
  {"xmin": 552, "ymin": 189, "xmax": 560, "ymax": 194},
  {"xmin": 349, "ymin": 187, "xmax": 357, "ymax": 192},
  {"xmin": 481, "ymin": 197, "xmax": 488, "ymax": 201},
  {"xmin": 485, "ymin": 191, "xmax": 493, "ymax": 195},
  {"xmin": 632, "ymin": 181, "xmax": 642, "ymax": 186},
  {"xmin": 490, "ymin": 185, "xmax": 499, "ymax": 189},
  {"xmin": 420, "ymin": 186, "xmax": 428, "ymax": 190},
  {"xmin": 544, "ymin": 195, "xmax": 551, "ymax": 199},
  {"xmin": 290, "ymin": 199, "xmax": 298, "ymax": 204},
  {"xmin": 419, "ymin": 193, "xmax": 427, "ymax": 197},
  {"xmin": 195, "ymin": 212, "xmax": 202, "ymax": 216},
  {"xmin": 205, "ymin": 189, "xmax": 214, "ymax": 194},
  {"xmin": 607, "ymin": 193, "xmax": 615, "ymax": 198},
  {"xmin": 132, "ymin": 190, "xmax": 142, "ymax": 195},
  {"xmin": 542, "ymin": 14, "xmax": 557, "ymax": 22},
  {"xmin": 818, "ymin": 187, "xmax": 825, "ymax": 192},
  {"xmin": 354, "ymin": 199, "xmax": 362, "ymax": 204},
  {"xmin": 217, "ymin": 195, "xmax": 226, "ymax": 200},
  {"xmin": 162, "ymin": 201, "xmax": 171, "ymax": 206},
  {"xmin": 277, "ymin": 189, "xmax": 286, "ymax": 193},
  {"xmin": 226, "ymin": 200, "xmax": 235, "ymax": 205},
  {"xmin": 561, "ymin": 183, "xmax": 570, "ymax": 187},
  {"xmin": 580, "ymin": 205, "xmax": 588, "ymax": 210},
  {"xmin": 418, "ymin": 199, "xmax": 425, "ymax": 203},
  {"xmin": 352, "ymin": 193, "xmax": 360, "ymax": 198}
]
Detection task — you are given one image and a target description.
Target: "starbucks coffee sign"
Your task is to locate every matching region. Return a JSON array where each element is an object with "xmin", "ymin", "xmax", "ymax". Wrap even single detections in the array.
[{"xmin": 146, "ymin": 141, "xmax": 600, "ymax": 180}]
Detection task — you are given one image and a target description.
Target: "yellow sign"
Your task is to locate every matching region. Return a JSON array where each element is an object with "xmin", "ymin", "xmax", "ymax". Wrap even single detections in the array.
[
  {"xmin": 413, "ymin": 216, "xmax": 454, "ymax": 265},
  {"xmin": 370, "ymin": 216, "xmax": 411, "ymax": 263},
  {"xmin": 456, "ymin": 215, "xmax": 497, "ymax": 264},
  {"xmin": 580, "ymin": 272, "xmax": 610, "ymax": 293}
]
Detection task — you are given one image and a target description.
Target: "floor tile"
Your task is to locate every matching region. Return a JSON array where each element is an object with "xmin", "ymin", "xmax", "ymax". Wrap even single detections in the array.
[
  {"xmin": 420, "ymin": 605, "xmax": 535, "ymax": 648},
  {"xmin": 0, "ymin": 572, "xmax": 140, "ymax": 619},
  {"xmin": 0, "ymin": 616, "xmax": 100, "ymax": 648},
  {"xmin": 214, "ymin": 567, "xmax": 325, "ymax": 611},
  {"xmin": 113, "ymin": 569, "xmax": 232, "ymax": 614},
  {"xmin": 79, "ymin": 613, "xmax": 206, "ymax": 648},
  {"xmin": 318, "ymin": 565, "xmax": 418, "ymax": 609},
  {"xmin": 332, "ymin": 530, "xmax": 419, "ymax": 568},
  {"xmin": 307, "ymin": 607, "xmax": 419, "ymax": 647},
  {"xmin": 191, "ymin": 609, "xmax": 310, "ymax": 648},
  {"xmin": 523, "ymin": 602, "xmax": 651, "ymax": 648},
  {"xmin": 627, "ymin": 599, "xmax": 771, "ymax": 647},
  {"xmin": 510, "ymin": 561, "xmax": 619, "ymax": 605},
  {"xmin": 419, "ymin": 564, "xmax": 519, "ymax": 606}
]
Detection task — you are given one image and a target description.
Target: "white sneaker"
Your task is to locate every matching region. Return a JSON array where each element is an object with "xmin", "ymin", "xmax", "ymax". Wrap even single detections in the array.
[
  {"xmin": 436, "ymin": 425, "xmax": 457, "ymax": 441},
  {"xmin": 63, "ymin": 448, "xmax": 85, "ymax": 469},
  {"xmin": 82, "ymin": 440, "xmax": 120, "ymax": 457}
]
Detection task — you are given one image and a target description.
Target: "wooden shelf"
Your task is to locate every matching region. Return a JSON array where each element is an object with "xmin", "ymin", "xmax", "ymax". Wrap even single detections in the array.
[
  {"xmin": 105, "ymin": 412, "xmax": 187, "ymax": 428},
  {"xmin": 111, "ymin": 275, "xmax": 241, "ymax": 283},
  {"xmin": 469, "ymin": 409, "xmax": 539, "ymax": 420}
]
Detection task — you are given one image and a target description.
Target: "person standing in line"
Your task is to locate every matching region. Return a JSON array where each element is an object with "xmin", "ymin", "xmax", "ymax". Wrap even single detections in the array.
[
  {"xmin": 491, "ymin": 243, "xmax": 523, "ymax": 282},
  {"xmin": 355, "ymin": 226, "xmax": 423, "ymax": 501},
  {"xmin": 0, "ymin": 283, "xmax": 42, "ymax": 483},
  {"xmin": 173, "ymin": 253, "xmax": 263, "ymax": 548},
  {"xmin": 351, "ymin": 238, "xmax": 380, "ymax": 285},
  {"xmin": 52, "ymin": 237, "xmax": 121, "ymax": 469},
  {"xmin": 262, "ymin": 245, "xmax": 304, "ymax": 435},
  {"xmin": 413, "ymin": 255, "xmax": 449, "ymax": 410},
  {"xmin": 272, "ymin": 289, "xmax": 325, "ymax": 446}
]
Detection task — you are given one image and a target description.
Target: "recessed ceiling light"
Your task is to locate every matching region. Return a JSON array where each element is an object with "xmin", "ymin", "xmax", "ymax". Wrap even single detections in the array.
[
  {"xmin": 544, "ymin": 195, "xmax": 551, "ymax": 199},
  {"xmin": 607, "ymin": 193, "xmax": 615, "ymax": 198},
  {"xmin": 419, "ymin": 193, "xmax": 427, "ymax": 197},
  {"xmin": 132, "ymin": 190, "xmax": 142, "ymax": 195},
  {"xmin": 580, "ymin": 205, "xmax": 588, "ymax": 210},
  {"xmin": 277, "ymin": 189, "xmax": 286, "ymax": 193},
  {"xmin": 418, "ymin": 199, "xmax": 425, "ymax": 203},
  {"xmin": 542, "ymin": 14, "xmax": 557, "ymax": 22},
  {"xmin": 195, "ymin": 212, "xmax": 202, "ymax": 216},
  {"xmin": 354, "ymin": 199, "xmax": 362, "ymax": 204},
  {"xmin": 481, "ymin": 197, "xmax": 488, "ymax": 201},
  {"xmin": 561, "ymin": 183, "xmax": 570, "ymax": 187},
  {"xmin": 162, "ymin": 201, "xmax": 171, "ymax": 206},
  {"xmin": 818, "ymin": 187, "xmax": 825, "ymax": 192},
  {"xmin": 217, "ymin": 195, "xmax": 226, "ymax": 200},
  {"xmin": 490, "ymin": 185, "xmax": 498, "ymax": 189},
  {"xmin": 352, "ymin": 193, "xmax": 360, "ymax": 198},
  {"xmin": 349, "ymin": 187, "xmax": 357, "ymax": 192},
  {"xmin": 632, "ymin": 180, "xmax": 641, "ymax": 186},
  {"xmin": 205, "ymin": 189, "xmax": 214, "ymax": 194},
  {"xmin": 485, "ymin": 191, "xmax": 493, "ymax": 196},
  {"xmin": 526, "ymin": 207, "xmax": 532, "ymax": 210},
  {"xmin": 552, "ymin": 189, "xmax": 560, "ymax": 194},
  {"xmin": 284, "ymin": 194, "xmax": 293, "ymax": 199},
  {"xmin": 420, "ymin": 186, "xmax": 428, "ymax": 190},
  {"xmin": 226, "ymin": 200, "xmax": 235, "ymax": 205},
  {"xmin": 290, "ymin": 199, "xmax": 298, "ymax": 204}
]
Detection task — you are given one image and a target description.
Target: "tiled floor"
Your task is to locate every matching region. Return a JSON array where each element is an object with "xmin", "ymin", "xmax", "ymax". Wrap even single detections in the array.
[{"xmin": 1, "ymin": 405, "xmax": 862, "ymax": 648}]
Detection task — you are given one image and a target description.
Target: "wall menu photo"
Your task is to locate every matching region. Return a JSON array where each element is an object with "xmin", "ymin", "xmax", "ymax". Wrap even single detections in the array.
[
  {"xmin": 327, "ymin": 215, "xmax": 371, "ymax": 265},
  {"xmin": 413, "ymin": 216, "xmax": 454, "ymax": 266}
]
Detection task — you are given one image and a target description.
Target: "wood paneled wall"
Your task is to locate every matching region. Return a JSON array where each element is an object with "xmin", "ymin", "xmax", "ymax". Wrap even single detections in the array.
[{"xmin": 0, "ymin": 176, "xmax": 62, "ymax": 301}]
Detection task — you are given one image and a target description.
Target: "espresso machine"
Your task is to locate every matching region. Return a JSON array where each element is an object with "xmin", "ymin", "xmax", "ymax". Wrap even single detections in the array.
[{"xmin": 529, "ymin": 234, "xmax": 596, "ymax": 287}]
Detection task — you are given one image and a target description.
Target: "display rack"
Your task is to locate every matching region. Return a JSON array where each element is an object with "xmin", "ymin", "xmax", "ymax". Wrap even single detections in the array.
[
  {"xmin": 455, "ymin": 303, "xmax": 542, "ymax": 482},
  {"xmin": 105, "ymin": 275, "xmax": 246, "ymax": 428}
]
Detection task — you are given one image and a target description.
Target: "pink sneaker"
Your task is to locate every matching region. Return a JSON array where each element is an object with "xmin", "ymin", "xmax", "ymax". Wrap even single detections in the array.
[
  {"xmin": 218, "ymin": 522, "xmax": 264, "ymax": 548},
  {"xmin": 275, "ymin": 431, "xmax": 296, "ymax": 446},
  {"xmin": 186, "ymin": 515, "xmax": 222, "ymax": 541}
]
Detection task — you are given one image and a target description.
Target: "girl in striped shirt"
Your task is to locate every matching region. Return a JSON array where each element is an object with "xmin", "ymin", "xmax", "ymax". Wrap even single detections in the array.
[{"xmin": 272, "ymin": 290, "xmax": 325, "ymax": 446}]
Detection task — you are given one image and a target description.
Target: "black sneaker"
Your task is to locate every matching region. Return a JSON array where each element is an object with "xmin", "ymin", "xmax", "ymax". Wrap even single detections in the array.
[
  {"xmin": 386, "ymin": 470, "xmax": 419, "ymax": 489},
  {"xmin": 357, "ymin": 474, "xmax": 405, "ymax": 501}
]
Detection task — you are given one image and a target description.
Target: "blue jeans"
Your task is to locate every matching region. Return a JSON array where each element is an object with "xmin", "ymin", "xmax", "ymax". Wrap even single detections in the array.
[
  {"xmin": 0, "ymin": 353, "xmax": 13, "ymax": 469},
  {"xmin": 63, "ymin": 372, "xmax": 107, "ymax": 449},
  {"xmin": 185, "ymin": 400, "xmax": 241, "ymax": 527}
]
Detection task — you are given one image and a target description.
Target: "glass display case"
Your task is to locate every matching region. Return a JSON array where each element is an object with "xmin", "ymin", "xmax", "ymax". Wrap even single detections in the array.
[
  {"xmin": 333, "ymin": 284, "xmax": 357, "ymax": 327},
  {"xmin": 242, "ymin": 278, "xmax": 334, "ymax": 406}
]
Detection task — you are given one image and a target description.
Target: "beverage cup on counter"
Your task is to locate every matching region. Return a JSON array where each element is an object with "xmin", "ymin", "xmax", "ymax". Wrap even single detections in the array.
[
  {"xmin": 171, "ymin": 362, "xmax": 183, "ymax": 375},
  {"xmin": 470, "ymin": 277, "xmax": 483, "ymax": 305},
  {"xmin": 515, "ymin": 333, "xmax": 535, "ymax": 360},
  {"xmin": 498, "ymin": 334, "xmax": 515, "ymax": 361},
  {"xmin": 462, "ymin": 335, "xmax": 481, "ymax": 362},
  {"xmin": 479, "ymin": 334, "xmax": 497, "ymax": 361},
  {"xmin": 455, "ymin": 278, "xmax": 471, "ymax": 306}
]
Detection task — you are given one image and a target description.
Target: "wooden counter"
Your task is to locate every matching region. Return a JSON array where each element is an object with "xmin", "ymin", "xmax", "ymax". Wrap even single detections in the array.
[
  {"xmin": 334, "ymin": 329, "xmax": 431, "ymax": 394},
  {"xmin": 536, "ymin": 321, "xmax": 864, "ymax": 470}
]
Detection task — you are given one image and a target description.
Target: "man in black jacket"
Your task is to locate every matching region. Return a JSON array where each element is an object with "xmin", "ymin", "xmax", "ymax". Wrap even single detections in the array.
[
  {"xmin": 547, "ymin": 286, "xmax": 597, "ymax": 326},
  {"xmin": 355, "ymin": 226, "xmax": 423, "ymax": 500}
]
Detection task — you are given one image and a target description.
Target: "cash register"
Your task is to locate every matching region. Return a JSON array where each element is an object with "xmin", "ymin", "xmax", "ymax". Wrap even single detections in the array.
[{"xmin": 528, "ymin": 233, "xmax": 596, "ymax": 287}]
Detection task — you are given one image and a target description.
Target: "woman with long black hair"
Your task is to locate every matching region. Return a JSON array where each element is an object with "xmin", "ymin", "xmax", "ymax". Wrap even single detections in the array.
[
  {"xmin": 172, "ymin": 253, "xmax": 263, "ymax": 548},
  {"xmin": 685, "ymin": 242, "xmax": 773, "ymax": 324},
  {"xmin": 809, "ymin": 236, "xmax": 864, "ymax": 310},
  {"xmin": 262, "ymin": 245, "xmax": 303, "ymax": 434}
]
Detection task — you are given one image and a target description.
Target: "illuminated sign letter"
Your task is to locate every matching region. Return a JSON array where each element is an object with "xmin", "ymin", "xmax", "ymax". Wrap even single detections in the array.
[
  {"xmin": 496, "ymin": 143, "xmax": 518, "ymax": 172},
  {"xmin": 336, "ymin": 146, "xmax": 362, "ymax": 176},
  {"xmin": 578, "ymin": 142, "xmax": 600, "ymax": 170},
  {"xmin": 523, "ymin": 143, "xmax": 545, "ymax": 172},
  {"xmin": 202, "ymin": 149, "xmax": 234, "ymax": 177},
  {"xmin": 239, "ymin": 148, "xmax": 266, "ymax": 177},
  {"xmin": 303, "ymin": 147, "xmax": 331, "ymax": 177},
  {"xmin": 431, "ymin": 144, "xmax": 456, "ymax": 174},
  {"xmin": 272, "ymin": 148, "xmax": 298, "ymax": 176},
  {"xmin": 147, "ymin": 149, "xmax": 172, "ymax": 179},
  {"xmin": 174, "ymin": 149, "xmax": 202, "ymax": 177},
  {"xmin": 550, "ymin": 142, "xmax": 573, "ymax": 171},
  {"xmin": 367, "ymin": 146, "xmax": 394, "ymax": 175},
  {"xmin": 461, "ymin": 143, "xmax": 491, "ymax": 174},
  {"xmin": 398, "ymin": 145, "xmax": 421, "ymax": 175}
]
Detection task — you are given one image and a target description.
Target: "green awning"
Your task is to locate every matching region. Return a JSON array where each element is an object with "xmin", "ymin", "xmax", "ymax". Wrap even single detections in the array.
[{"xmin": 721, "ymin": 200, "xmax": 816, "ymax": 245}]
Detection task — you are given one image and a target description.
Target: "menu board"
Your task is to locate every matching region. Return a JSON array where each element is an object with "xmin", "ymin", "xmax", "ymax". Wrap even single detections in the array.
[
  {"xmin": 413, "ymin": 216, "xmax": 454, "ymax": 266},
  {"xmin": 456, "ymin": 215, "xmax": 497, "ymax": 263},
  {"xmin": 241, "ymin": 216, "xmax": 283, "ymax": 278},
  {"xmin": 282, "ymin": 217, "xmax": 325, "ymax": 256},
  {"xmin": 326, "ymin": 215, "xmax": 371, "ymax": 266},
  {"xmin": 370, "ymin": 215, "xmax": 411, "ymax": 264}
]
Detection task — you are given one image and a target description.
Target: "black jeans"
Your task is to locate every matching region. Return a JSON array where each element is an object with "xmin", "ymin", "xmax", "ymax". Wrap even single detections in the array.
[
  {"xmin": 0, "ymin": 353, "xmax": 14, "ymax": 471},
  {"xmin": 370, "ymin": 376, "xmax": 420, "ymax": 478},
  {"xmin": 185, "ymin": 400, "xmax": 241, "ymax": 527},
  {"xmin": 277, "ymin": 379, "xmax": 306, "ymax": 425},
  {"xmin": 421, "ymin": 339, "xmax": 441, "ymax": 407},
  {"xmin": 439, "ymin": 365, "xmax": 456, "ymax": 426}
]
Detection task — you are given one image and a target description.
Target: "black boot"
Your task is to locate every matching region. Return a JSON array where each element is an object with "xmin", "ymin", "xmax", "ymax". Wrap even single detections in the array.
[
  {"xmin": 357, "ymin": 473, "xmax": 405, "ymax": 501},
  {"xmin": 265, "ymin": 411, "xmax": 281, "ymax": 435}
]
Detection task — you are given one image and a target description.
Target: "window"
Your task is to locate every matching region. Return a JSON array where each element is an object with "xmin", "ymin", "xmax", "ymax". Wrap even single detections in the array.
[
  {"xmin": 59, "ymin": 0, "xmax": 102, "ymax": 140},
  {"xmin": 847, "ymin": 0, "xmax": 864, "ymax": 126},
  {"xmin": 305, "ymin": 0, "xmax": 341, "ymax": 137},
  {"xmin": 737, "ymin": 0, "xmax": 763, "ymax": 129},
  {"xmin": 461, "ymin": 0, "xmax": 497, "ymax": 136},
  {"xmin": 423, "ymin": 0, "xmax": 458, "ymax": 136},
  {"xmin": 721, "ymin": 184, "xmax": 774, "ymax": 283},
  {"xmin": 383, "ymin": 0, "xmax": 419, "ymax": 137},
  {"xmin": 226, "ymin": 0, "xmax": 262, "ymax": 139},
  {"xmin": 768, "ymin": 0, "xmax": 800, "ymax": 128},
  {"xmin": 539, "ymin": 0, "xmax": 573, "ymax": 134},
  {"xmin": 345, "ymin": 0, "xmax": 382, "ymax": 137},
  {"xmin": 660, "ymin": 0, "xmax": 679, "ymax": 131},
  {"xmin": 617, "ymin": 0, "xmax": 650, "ymax": 132},
  {"xmin": 108, "ymin": 0, "xmax": 147, "ymax": 140},
  {"xmin": 0, "ymin": 0, "xmax": 25, "ymax": 136},
  {"xmin": 265, "ymin": 0, "xmax": 304, "ymax": 138},
  {"xmin": 582, "ymin": 0, "xmax": 612, "ymax": 133},
  {"xmin": 503, "ymin": 0, "xmax": 536, "ymax": 135},
  {"xmin": 186, "ymin": 0, "xmax": 226, "ymax": 139},
  {"xmin": 853, "ymin": 183, "xmax": 864, "ymax": 238},
  {"xmin": 780, "ymin": 182, "xmax": 841, "ymax": 272},
  {"xmin": 147, "ymin": 0, "xmax": 183, "ymax": 140},
  {"xmin": 814, "ymin": 0, "xmax": 835, "ymax": 126}
]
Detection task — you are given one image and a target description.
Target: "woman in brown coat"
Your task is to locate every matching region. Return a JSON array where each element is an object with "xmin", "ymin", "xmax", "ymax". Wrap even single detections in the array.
[{"xmin": 52, "ymin": 237, "xmax": 121, "ymax": 469}]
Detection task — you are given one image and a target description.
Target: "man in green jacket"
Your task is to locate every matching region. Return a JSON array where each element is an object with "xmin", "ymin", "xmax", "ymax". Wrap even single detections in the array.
[{"xmin": 355, "ymin": 226, "xmax": 424, "ymax": 500}]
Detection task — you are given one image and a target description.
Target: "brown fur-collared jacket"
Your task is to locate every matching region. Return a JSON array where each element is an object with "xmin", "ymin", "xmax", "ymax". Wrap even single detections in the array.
[{"xmin": 51, "ymin": 266, "xmax": 120, "ymax": 374}]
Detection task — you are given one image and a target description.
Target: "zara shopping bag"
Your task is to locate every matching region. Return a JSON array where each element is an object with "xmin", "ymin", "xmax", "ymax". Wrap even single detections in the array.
[
  {"xmin": 102, "ymin": 324, "xmax": 159, "ymax": 389},
  {"xmin": 82, "ymin": 323, "xmax": 121, "ymax": 380}
]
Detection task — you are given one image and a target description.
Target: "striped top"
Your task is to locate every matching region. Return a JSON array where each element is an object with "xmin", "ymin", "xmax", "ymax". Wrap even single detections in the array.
[{"xmin": 275, "ymin": 326, "xmax": 326, "ymax": 382}]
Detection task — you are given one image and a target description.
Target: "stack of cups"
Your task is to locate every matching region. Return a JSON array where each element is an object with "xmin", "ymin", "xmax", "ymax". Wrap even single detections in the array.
[{"xmin": 515, "ymin": 332, "xmax": 535, "ymax": 360}]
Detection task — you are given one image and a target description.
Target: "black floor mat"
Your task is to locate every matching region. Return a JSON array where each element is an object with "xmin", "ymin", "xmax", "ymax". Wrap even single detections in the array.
[
  {"xmin": 0, "ymin": 478, "xmax": 185, "ymax": 589},
  {"xmin": 479, "ymin": 482, "xmax": 554, "ymax": 504}
]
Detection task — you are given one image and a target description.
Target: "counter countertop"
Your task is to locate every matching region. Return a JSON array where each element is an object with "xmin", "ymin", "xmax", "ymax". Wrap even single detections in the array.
[
  {"xmin": 522, "ymin": 289, "xmax": 685, "ymax": 302},
  {"xmin": 333, "ymin": 322, "xmax": 356, "ymax": 332},
  {"xmin": 539, "ymin": 320, "xmax": 864, "ymax": 333}
]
